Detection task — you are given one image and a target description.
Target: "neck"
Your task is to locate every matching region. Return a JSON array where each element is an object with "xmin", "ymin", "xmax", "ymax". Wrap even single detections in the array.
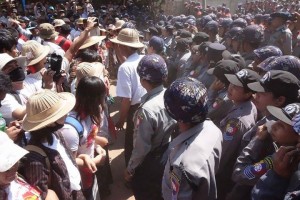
[{"xmin": 178, "ymin": 122, "xmax": 193, "ymax": 133}]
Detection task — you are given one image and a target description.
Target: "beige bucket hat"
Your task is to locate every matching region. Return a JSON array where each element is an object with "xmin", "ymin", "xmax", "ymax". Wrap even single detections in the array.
[
  {"xmin": 39, "ymin": 23, "xmax": 58, "ymax": 40},
  {"xmin": 110, "ymin": 28, "xmax": 144, "ymax": 48},
  {"xmin": 22, "ymin": 89, "xmax": 76, "ymax": 132},
  {"xmin": 21, "ymin": 40, "xmax": 50, "ymax": 66},
  {"xmin": 0, "ymin": 53, "xmax": 27, "ymax": 70},
  {"xmin": 79, "ymin": 36, "xmax": 106, "ymax": 50},
  {"xmin": 53, "ymin": 19, "xmax": 66, "ymax": 27},
  {"xmin": 0, "ymin": 132, "xmax": 29, "ymax": 172},
  {"xmin": 76, "ymin": 62, "xmax": 104, "ymax": 85}
]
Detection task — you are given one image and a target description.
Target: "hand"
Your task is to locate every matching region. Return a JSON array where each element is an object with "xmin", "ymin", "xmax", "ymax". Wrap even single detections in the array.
[
  {"xmin": 124, "ymin": 169, "xmax": 132, "ymax": 182},
  {"xmin": 56, "ymin": 70, "xmax": 67, "ymax": 86},
  {"xmin": 256, "ymin": 125, "xmax": 269, "ymax": 140},
  {"xmin": 83, "ymin": 155, "xmax": 97, "ymax": 173},
  {"xmin": 85, "ymin": 17, "xmax": 96, "ymax": 31},
  {"xmin": 209, "ymin": 79, "xmax": 225, "ymax": 91},
  {"xmin": 273, "ymin": 146, "xmax": 300, "ymax": 178},
  {"xmin": 5, "ymin": 121, "xmax": 22, "ymax": 141},
  {"xmin": 41, "ymin": 68, "xmax": 55, "ymax": 89},
  {"xmin": 115, "ymin": 120, "xmax": 125, "ymax": 131}
]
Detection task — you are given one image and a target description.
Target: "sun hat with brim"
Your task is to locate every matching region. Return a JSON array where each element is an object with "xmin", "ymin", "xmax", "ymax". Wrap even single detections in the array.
[
  {"xmin": 53, "ymin": 19, "xmax": 65, "ymax": 27},
  {"xmin": 22, "ymin": 40, "xmax": 50, "ymax": 66},
  {"xmin": 110, "ymin": 28, "xmax": 144, "ymax": 48},
  {"xmin": 115, "ymin": 20, "xmax": 125, "ymax": 29},
  {"xmin": 0, "ymin": 53, "xmax": 27, "ymax": 71},
  {"xmin": 76, "ymin": 62, "xmax": 104, "ymax": 85},
  {"xmin": 0, "ymin": 132, "xmax": 28, "ymax": 172},
  {"xmin": 79, "ymin": 36, "xmax": 106, "ymax": 50},
  {"xmin": 23, "ymin": 90, "xmax": 76, "ymax": 132},
  {"xmin": 39, "ymin": 23, "xmax": 58, "ymax": 40},
  {"xmin": 267, "ymin": 103, "xmax": 300, "ymax": 125},
  {"xmin": 225, "ymin": 69, "xmax": 260, "ymax": 90}
]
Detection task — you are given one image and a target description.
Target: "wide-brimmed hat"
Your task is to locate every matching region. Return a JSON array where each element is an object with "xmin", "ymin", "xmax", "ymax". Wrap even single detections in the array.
[
  {"xmin": 79, "ymin": 36, "xmax": 106, "ymax": 50},
  {"xmin": 0, "ymin": 53, "xmax": 27, "ymax": 70},
  {"xmin": 115, "ymin": 20, "xmax": 125, "ymax": 29},
  {"xmin": 53, "ymin": 19, "xmax": 65, "ymax": 27},
  {"xmin": 23, "ymin": 90, "xmax": 76, "ymax": 132},
  {"xmin": 0, "ymin": 132, "xmax": 28, "ymax": 172},
  {"xmin": 76, "ymin": 62, "xmax": 104, "ymax": 85},
  {"xmin": 110, "ymin": 28, "xmax": 144, "ymax": 48},
  {"xmin": 39, "ymin": 23, "xmax": 58, "ymax": 39},
  {"xmin": 22, "ymin": 40, "xmax": 50, "ymax": 66}
]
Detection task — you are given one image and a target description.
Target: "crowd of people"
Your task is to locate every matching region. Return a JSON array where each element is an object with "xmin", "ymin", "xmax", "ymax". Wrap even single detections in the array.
[{"xmin": 1, "ymin": 0, "xmax": 300, "ymax": 199}]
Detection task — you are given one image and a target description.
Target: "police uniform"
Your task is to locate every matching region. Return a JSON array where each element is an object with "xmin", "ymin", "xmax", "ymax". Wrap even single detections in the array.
[
  {"xmin": 162, "ymin": 120, "xmax": 222, "ymax": 200},
  {"xmin": 267, "ymin": 25, "xmax": 292, "ymax": 55},
  {"xmin": 129, "ymin": 54, "xmax": 177, "ymax": 200},
  {"xmin": 129, "ymin": 86, "xmax": 177, "ymax": 200},
  {"xmin": 162, "ymin": 77, "xmax": 222, "ymax": 200}
]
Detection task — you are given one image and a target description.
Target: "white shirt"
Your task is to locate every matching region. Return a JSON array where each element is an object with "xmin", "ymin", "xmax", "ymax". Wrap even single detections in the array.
[
  {"xmin": 116, "ymin": 53, "xmax": 146, "ymax": 105},
  {"xmin": 0, "ymin": 94, "xmax": 23, "ymax": 123},
  {"xmin": 6, "ymin": 178, "xmax": 42, "ymax": 200},
  {"xmin": 24, "ymin": 73, "xmax": 43, "ymax": 95},
  {"xmin": 43, "ymin": 41, "xmax": 65, "ymax": 58},
  {"xmin": 42, "ymin": 134, "xmax": 81, "ymax": 191}
]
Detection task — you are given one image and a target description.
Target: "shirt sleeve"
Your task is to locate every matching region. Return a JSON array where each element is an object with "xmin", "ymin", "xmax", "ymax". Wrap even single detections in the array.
[
  {"xmin": 0, "ymin": 94, "xmax": 23, "ymax": 121},
  {"xmin": 127, "ymin": 108, "xmax": 155, "ymax": 174},
  {"xmin": 232, "ymin": 136, "xmax": 273, "ymax": 185},
  {"xmin": 116, "ymin": 65, "xmax": 132, "ymax": 99},
  {"xmin": 59, "ymin": 124, "xmax": 79, "ymax": 152},
  {"xmin": 252, "ymin": 170, "xmax": 290, "ymax": 200}
]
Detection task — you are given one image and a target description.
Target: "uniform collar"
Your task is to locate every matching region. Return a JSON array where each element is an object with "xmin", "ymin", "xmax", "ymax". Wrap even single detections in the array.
[{"xmin": 141, "ymin": 85, "xmax": 164, "ymax": 103}]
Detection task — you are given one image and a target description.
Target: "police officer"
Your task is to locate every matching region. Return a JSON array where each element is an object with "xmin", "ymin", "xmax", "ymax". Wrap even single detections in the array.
[
  {"xmin": 162, "ymin": 25, "xmax": 174, "ymax": 57},
  {"xmin": 206, "ymin": 60, "xmax": 241, "ymax": 126},
  {"xmin": 224, "ymin": 27, "xmax": 243, "ymax": 53},
  {"xmin": 219, "ymin": 18, "xmax": 233, "ymax": 42},
  {"xmin": 125, "ymin": 54, "xmax": 176, "ymax": 200},
  {"xmin": 266, "ymin": 12, "xmax": 293, "ymax": 55},
  {"xmin": 238, "ymin": 25, "xmax": 264, "ymax": 66},
  {"xmin": 203, "ymin": 20, "xmax": 221, "ymax": 43},
  {"xmin": 162, "ymin": 77, "xmax": 222, "ymax": 200}
]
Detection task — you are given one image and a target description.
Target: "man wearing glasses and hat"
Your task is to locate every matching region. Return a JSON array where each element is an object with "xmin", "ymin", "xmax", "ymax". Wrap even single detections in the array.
[{"xmin": 266, "ymin": 12, "xmax": 292, "ymax": 55}]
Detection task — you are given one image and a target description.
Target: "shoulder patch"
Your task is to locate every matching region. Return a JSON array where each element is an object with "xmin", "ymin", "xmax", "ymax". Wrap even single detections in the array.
[
  {"xmin": 223, "ymin": 119, "xmax": 240, "ymax": 141},
  {"xmin": 243, "ymin": 160, "xmax": 269, "ymax": 180},
  {"xmin": 170, "ymin": 171, "xmax": 180, "ymax": 199},
  {"xmin": 135, "ymin": 112, "xmax": 144, "ymax": 128}
]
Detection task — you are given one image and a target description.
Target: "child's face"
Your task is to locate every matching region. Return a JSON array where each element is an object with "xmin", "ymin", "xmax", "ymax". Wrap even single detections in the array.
[
  {"xmin": 227, "ymin": 83, "xmax": 251, "ymax": 103},
  {"xmin": 271, "ymin": 120, "xmax": 299, "ymax": 146},
  {"xmin": 253, "ymin": 92, "xmax": 277, "ymax": 113}
]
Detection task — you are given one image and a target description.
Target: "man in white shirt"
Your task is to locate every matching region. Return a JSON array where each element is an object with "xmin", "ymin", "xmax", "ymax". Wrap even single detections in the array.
[{"xmin": 110, "ymin": 28, "xmax": 146, "ymax": 166}]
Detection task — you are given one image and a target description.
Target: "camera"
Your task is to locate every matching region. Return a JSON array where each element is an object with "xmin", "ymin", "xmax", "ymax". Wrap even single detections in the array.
[{"xmin": 46, "ymin": 53, "xmax": 63, "ymax": 82}]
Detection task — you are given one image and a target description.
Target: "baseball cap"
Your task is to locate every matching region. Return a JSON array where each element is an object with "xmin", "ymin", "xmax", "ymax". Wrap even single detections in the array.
[
  {"xmin": 207, "ymin": 60, "xmax": 240, "ymax": 85},
  {"xmin": 267, "ymin": 103, "xmax": 300, "ymax": 126},
  {"xmin": 207, "ymin": 43, "xmax": 226, "ymax": 63},
  {"xmin": 247, "ymin": 70, "xmax": 300, "ymax": 99},
  {"xmin": 225, "ymin": 69, "xmax": 260, "ymax": 90},
  {"xmin": 148, "ymin": 36, "xmax": 164, "ymax": 53},
  {"xmin": 192, "ymin": 32, "xmax": 209, "ymax": 44}
]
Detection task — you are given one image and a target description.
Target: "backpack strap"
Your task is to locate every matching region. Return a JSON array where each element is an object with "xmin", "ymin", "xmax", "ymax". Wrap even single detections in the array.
[
  {"xmin": 58, "ymin": 37, "xmax": 67, "ymax": 48},
  {"xmin": 25, "ymin": 145, "xmax": 52, "ymax": 186},
  {"xmin": 65, "ymin": 116, "xmax": 84, "ymax": 139}
]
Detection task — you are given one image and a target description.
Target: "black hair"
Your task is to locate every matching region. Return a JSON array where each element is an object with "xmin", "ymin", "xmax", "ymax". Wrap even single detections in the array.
[
  {"xmin": 60, "ymin": 24, "xmax": 72, "ymax": 35},
  {"xmin": 6, "ymin": 28, "xmax": 19, "ymax": 41},
  {"xmin": 76, "ymin": 49, "xmax": 102, "ymax": 63},
  {"xmin": 0, "ymin": 29, "xmax": 17, "ymax": 53},
  {"xmin": 0, "ymin": 72, "xmax": 12, "ymax": 93},
  {"xmin": 75, "ymin": 76, "xmax": 106, "ymax": 126}
]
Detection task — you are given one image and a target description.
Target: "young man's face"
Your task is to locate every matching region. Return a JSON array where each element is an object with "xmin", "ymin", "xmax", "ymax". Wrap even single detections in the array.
[
  {"xmin": 227, "ymin": 83, "xmax": 251, "ymax": 103},
  {"xmin": 253, "ymin": 92, "xmax": 278, "ymax": 113},
  {"xmin": 271, "ymin": 120, "xmax": 298, "ymax": 146}
]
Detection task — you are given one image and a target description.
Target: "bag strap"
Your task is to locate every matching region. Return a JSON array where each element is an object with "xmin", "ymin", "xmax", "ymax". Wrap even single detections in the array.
[
  {"xmin": 65, "ymin": 116, "xmax": 84, "ymax": 139},
  {"xmin": 58, "ymin": 37, "xmax": 66, "ymax": 48},
  {"xmin": 25, "ymin": 145, "xmax": 52, "ymax": 186}
]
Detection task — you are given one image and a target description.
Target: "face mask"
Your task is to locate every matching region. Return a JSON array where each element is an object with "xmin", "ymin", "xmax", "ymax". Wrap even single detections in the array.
[{"xmin": 8, "ymin": 67, "xmax": 25, "ymax": 82}]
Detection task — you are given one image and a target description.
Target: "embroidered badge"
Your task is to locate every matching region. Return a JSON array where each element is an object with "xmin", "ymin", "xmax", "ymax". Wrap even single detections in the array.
[
  {"xmin": 223, "ymin": 119, "xmax": 239, "ymax": 141},
  {"xmin": 243, "ymin": 159, "xmax": 270, "ymax": 180},
  {"xmin": 135, "ymin": 113, "xmax": 144, "ymax": 129},
  {"xmin": 170, "ymin": 171, "xmax": 180, "ymax": 200}
]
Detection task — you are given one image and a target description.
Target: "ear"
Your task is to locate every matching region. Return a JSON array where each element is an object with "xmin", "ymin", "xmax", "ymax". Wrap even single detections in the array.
[{"xmin": 275, "ymin": 96, "xmax": 286, "ymax": 107}]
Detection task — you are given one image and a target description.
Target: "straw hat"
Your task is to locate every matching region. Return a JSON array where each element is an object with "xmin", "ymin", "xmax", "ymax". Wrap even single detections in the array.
[
  {"xmin": 76, "ymin": 62, "xmax": 104, "ymax": 85},
  {"xmin": 110, "ymin": 28, "xmax": 144, "ymax": 48},
  {"xmin": 39, "ymin": 23, "xmax": 58, "ymax": 39},
  {"xmin": 23, "ymin": 90, "xmax": 76, "ymax": 132},
  {"xmin": 22, "ymin": 40, "xmax": 50, "ymax": 66},
  {"xmin": 0, "ymin": 53, "xmax": 26, "ymax": 70},
  {"xmin": 115, "ymin": 20, "xmax": 125, "ymax": 29},
  {"xmin": 79, "ymin": 36, "xmax": 106, "ymax": 50},
  {"xmin": 53, "ymin": 19, "xmax": 65, "ymax": 27},
  {"xmin": 0, "ymin": 132, "xmax": 28, "ymax": 172}
]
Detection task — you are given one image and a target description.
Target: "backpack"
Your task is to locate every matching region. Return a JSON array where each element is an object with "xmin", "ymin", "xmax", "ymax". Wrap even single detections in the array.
[{"xmin": 65, "ymin": 116, "xmax": 84, "ymax": 141}]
